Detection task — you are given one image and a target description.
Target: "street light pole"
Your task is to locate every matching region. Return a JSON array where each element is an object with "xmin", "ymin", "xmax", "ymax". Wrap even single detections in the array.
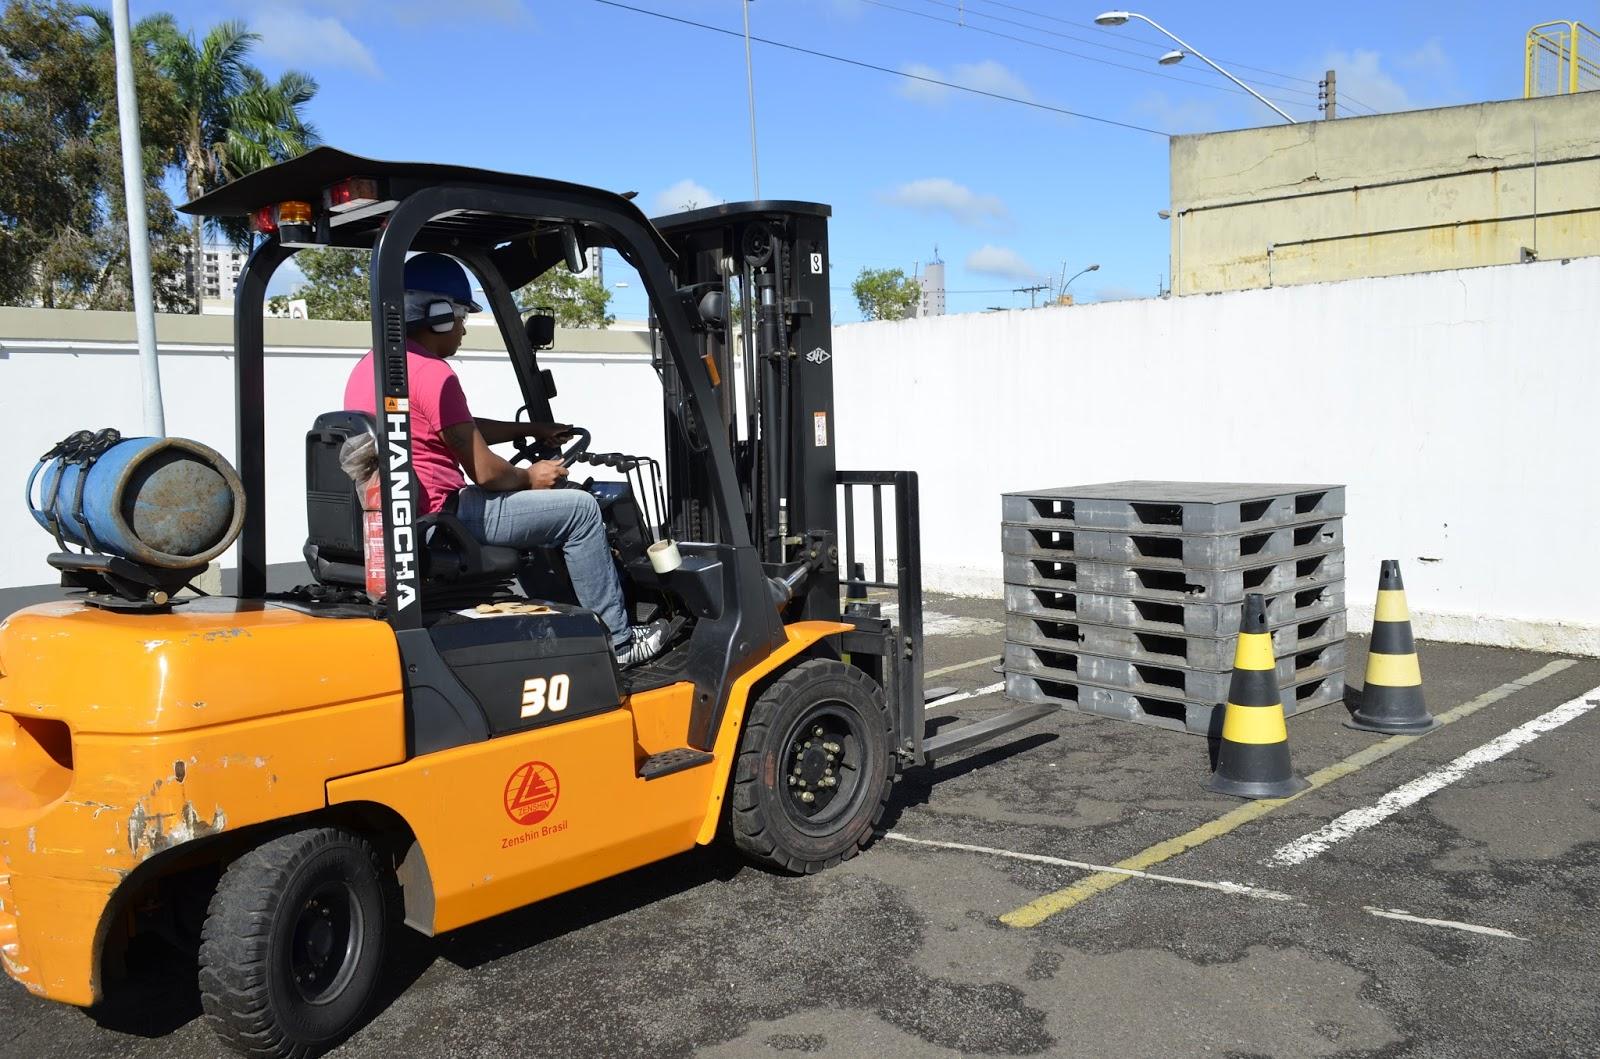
[
  {"xmin": 1094, "ymin": 11, "xmax": 1296, "ymax": 124},
  {"xmin": 111, "ymin": 0, "xmax": 165, "ymax": 435},
  {"xmin": 1060, "ymin": 263, "xmax": 1100, "ymax": 299},
  {"xmin": 742, "ymin": 0, "xmax": 761, "ymax": 199}
]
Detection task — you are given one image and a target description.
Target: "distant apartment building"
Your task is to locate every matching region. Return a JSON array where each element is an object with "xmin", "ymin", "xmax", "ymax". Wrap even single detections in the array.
[
  {"xmin": 917, "ymin": 252, "xmax": 946, "ymax": 317},
  {"xmin": 183, "ymin": 242, "xmax": 250, "ymax": 312}
]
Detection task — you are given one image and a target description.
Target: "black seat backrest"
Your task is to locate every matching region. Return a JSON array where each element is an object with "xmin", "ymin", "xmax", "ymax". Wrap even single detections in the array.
[
  {"xmin": 304, "ymin": 409, "xmax": 522, "ymax": 592},
  {"xmin": 305, "ymin": 411, "xmax": 376, "ymax": 584}
]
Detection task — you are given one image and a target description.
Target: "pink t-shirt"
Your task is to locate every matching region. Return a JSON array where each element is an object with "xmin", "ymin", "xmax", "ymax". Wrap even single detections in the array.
[{"xmin": 344, "ymin": 340, "xmax": 473, "ymax": 515}]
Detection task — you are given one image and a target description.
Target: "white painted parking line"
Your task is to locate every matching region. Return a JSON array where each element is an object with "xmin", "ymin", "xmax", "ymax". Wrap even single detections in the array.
[
  {"xmin": 925, "ymin": 681, "xmax": 1004, "ymax": 711},
  {"xmin": 1270, "ymin": 687, "xmax": 1600, "ymax": 867},
  {"xmin": 1363, "ymin": 907, "xmax": 1527, "ymax": 941},
  {"xmin": 925, "ymin": 655, "xmax": 1001, "ymax": 679},
  {"xmin": 886, "ymin": 833, "xmax": 1530, "ymax": 942},
  {"xmin": 884, "ymin": 833, "xmax": 1297, "ymax": 903}
]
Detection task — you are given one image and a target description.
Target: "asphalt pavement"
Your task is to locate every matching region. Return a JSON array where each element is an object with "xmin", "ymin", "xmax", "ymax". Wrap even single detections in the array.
[{"xmin": 3, "ymin": 590, "xmax": 1597, "ymax": 1058}]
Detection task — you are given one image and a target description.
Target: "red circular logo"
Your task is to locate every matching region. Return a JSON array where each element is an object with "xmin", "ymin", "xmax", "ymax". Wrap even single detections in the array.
[{"xmin": 503, "ymin": 760, "xmax": 561, "ymax": 826}]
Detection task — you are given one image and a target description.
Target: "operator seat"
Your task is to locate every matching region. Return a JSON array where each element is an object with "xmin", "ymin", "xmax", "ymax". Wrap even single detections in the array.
[{"xmin": 304, "ymin": 411, "xmax": 521, "ymax": 592}]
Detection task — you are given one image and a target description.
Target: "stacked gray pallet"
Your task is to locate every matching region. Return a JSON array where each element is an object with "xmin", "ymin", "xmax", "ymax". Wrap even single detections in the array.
[{"xmin": 1000, "ymin": 481, "xmax": 1347, "ymax": 736}]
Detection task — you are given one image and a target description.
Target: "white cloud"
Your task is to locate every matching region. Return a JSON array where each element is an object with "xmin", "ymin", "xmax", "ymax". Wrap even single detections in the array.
[
  {"xmin": 897, "ymin": 63, "xmax": 949, "ymax": 104},
  {"xmin": 896, "ymin": 60, "xmax": 1032, "ymax": 104},
  {"xmin": 1091, "ymin": 285, "xmax": 1146, "ymax": 303},
  {"xmin": 966, "ymin": 245, "xmax": 1042, "ymax": 282},
  {"xmin": 1398, "ymin": 39, "xmax": 1452, "ymax": 79},
  {"xmin": 651, "ymin": 179, "xmax": 719, "ymax": 216},
  {"xmin": 954, "ymin": 60, "xmax": 1032, "ymax": 101},
  {"xmin": 1319, "ymin": 49, "xmax": 1414, "ymax": 114},
  {"xmin": 254, "ymin": 9, "xmax": 379, "ymax": 77},
  {"xmin": 882, "ymin": 178, "xmax": 1010, "ymax": 229},
  {"xmin": 1133, "ymin": 91, "xmax": 1223, "ymax": 135}
]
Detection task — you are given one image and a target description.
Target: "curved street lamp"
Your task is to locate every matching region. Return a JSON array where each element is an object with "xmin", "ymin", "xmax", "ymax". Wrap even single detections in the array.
[
  {"xmin": 1095, "ymin": 11, "xmax": 1296, "ymax": 124},
  {"xmin": 1060, "ymin": 263, "xmax": 1100, "ymax": 300}
]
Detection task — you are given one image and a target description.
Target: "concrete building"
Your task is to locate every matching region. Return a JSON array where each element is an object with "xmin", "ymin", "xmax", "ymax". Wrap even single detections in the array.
[
  {"xmin": 183, "ymin": 242, "xmax": 250, "ymax": 313},
  {"xmin": 1168, "ymin": 91, "xmax": 1600, "ymax": 295},
  {"xmin": 917, "ymin": 251, "xmax": 945, "ymax": 317}
]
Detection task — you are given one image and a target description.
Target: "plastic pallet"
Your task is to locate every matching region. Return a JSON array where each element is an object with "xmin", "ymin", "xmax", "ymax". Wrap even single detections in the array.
[
  {"xmin": 1004, "ymin": 670, "xmax": 1346, "ymax": 737},
  {"xmin": 1004, "ymin": 611, "xmax": 1347, "ymax": 670},
  {"xmin": 1001, "ymin": 482, "xmax": 1346, "ymax": 535},
  {"xmin": 1003, "ymin": 549, "xmax": 1345, "ymax": 605},
  {"xmin": 1003, "ymin": 639, "xmax": 1348, "ymax": 703},
  {"xmin": 1004, "ymin": 581, "xmax": 1345, "ymax": 636},
  {"xmin": 1002, "ymin": 519, "xmax": 1343, "ymax": 569}
]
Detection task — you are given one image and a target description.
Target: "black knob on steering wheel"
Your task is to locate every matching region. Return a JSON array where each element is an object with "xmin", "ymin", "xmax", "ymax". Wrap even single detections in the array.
[{"xmin": 512, "ymin": 426, "xmax": 591, "ymax": 467}]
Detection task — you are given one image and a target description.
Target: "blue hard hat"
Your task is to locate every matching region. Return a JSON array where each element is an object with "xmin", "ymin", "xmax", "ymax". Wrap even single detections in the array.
[{"xmin": 403, "ymin": 253, "xmax": 483, "ymax": 312}]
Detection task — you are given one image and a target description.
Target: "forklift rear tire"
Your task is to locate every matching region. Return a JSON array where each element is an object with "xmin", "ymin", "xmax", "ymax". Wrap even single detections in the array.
[
  {"xmin": 198, "ymin": 827, "xmax": 389, "ymax": 1059},
  {"xmin": 730, "ymin": 659, "xmax": 893, "ymax": 874}
]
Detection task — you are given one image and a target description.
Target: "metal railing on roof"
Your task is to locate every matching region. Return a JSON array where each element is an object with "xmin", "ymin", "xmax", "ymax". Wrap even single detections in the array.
[{"xmin": 1526, "ymin": 20, "xmax": 1600, "ymax": 97}]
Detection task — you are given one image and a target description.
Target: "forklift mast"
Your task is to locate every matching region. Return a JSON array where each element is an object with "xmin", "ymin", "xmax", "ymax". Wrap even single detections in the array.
[{"xmin": 653, "ymin": 203, "xmax": 839, "ymax": 624}]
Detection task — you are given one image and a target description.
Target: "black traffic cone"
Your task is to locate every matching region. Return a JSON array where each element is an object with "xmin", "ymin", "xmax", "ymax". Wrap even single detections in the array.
[
  {"xmin": 1347, "ymin": 559, "xmax": 1436, "ymax": 733},
  {"xmin": 1209, "ymin": 593, "xmax": 1309, "ymax": 799}
]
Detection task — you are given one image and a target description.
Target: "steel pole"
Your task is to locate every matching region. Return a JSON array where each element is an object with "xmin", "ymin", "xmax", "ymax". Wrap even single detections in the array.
[
  {"xmin": 742, "ymin": 0, "xmax": 761, "ymax": 199},
  {"xmin": 111, "ymin": 0, "xmax": 165, "ymax": 436},
  {"xmin": 1128, "ymin": 12, "xmax": 1296, "ymax": 124}
]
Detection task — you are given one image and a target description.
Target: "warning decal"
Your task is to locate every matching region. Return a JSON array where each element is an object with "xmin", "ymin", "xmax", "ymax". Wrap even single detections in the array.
[
  {"xmin": 503, "ymin": 760, "xmax": 561, "ymax": 826},
  {"xmin": 813, "ymin": 411, "xmax": 828, "ymax": 447}
]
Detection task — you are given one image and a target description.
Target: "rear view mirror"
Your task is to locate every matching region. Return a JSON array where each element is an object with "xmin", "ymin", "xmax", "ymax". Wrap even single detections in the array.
[
  {"xmin": 562, "ymin": 226, "xmax": 585, "ymax": 274},
  {"xmin": 525, "ymin": 312, "xmax": 556, "ymax": 350}
]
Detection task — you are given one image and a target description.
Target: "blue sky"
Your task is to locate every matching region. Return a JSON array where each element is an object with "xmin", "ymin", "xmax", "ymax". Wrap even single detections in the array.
[{"xmin": 149, "ymin": 0, "xmax": 1580, "ymax": 319}]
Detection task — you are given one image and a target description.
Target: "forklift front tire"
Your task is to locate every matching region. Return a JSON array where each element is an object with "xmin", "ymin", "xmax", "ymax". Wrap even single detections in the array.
[
  {"xmin": 198, "ymin": 827, "xmax": 390, "ymax": 1059},
  {"xmin": 730, "ymin": 659, "xmax": 893, "ymax": 874}
]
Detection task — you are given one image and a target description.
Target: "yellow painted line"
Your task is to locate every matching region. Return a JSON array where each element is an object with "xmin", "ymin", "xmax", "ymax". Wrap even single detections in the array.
[
  {"xmin": 1000, "ymin": 658, "xmax": 1579, "ymax": 928},
  {"xmin": 925, "ymin": 655, "xmax": 1002, "ymax": 679}
]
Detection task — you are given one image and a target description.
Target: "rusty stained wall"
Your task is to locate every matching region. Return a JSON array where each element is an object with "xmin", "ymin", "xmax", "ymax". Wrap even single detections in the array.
[{"xmin": 1168, "ymin": 92, "xmax": 1600, "ymax": 294}]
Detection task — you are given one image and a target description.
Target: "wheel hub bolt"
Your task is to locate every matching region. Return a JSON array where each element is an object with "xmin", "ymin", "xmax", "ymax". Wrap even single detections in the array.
[
  {"xmin": 800, "ymin": 791, "xmax": 815, "ymax": 803},
  {"xmin": 813, "ymin": 726, "xmax": 824, "ymax": 737},
  {"xmin": 823, "ymin": 741, "xmax": 841, "ymax": 753}
]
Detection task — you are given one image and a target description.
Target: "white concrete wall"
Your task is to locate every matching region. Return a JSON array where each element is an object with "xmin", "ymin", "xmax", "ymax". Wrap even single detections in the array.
[
  {"xmin": 1, "ymin": 317, "xmax": 661, "ymax": 588},
  {"xmin": 6, "ymin": 258, "xmax": 1596, "ymax": 654},
  {"xmin": 832, "ymin": 257, "xmax": 1600, "ymax": 655}
]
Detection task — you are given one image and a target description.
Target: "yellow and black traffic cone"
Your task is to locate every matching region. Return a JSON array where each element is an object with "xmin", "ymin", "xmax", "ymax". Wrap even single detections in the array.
[
  {"xmin": 1347, "ymin": 559, "xmax": 1436, "ymax": 734},
  {"xmin": 1209, "ymin": 593, "xmax": 1309, "ymax": 799}
]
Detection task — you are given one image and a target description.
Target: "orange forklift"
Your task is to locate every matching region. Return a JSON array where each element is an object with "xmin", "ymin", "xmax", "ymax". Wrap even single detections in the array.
[{"xmin": 0, "ymin": 149, "xmax": 1050, "ymax": 1057}]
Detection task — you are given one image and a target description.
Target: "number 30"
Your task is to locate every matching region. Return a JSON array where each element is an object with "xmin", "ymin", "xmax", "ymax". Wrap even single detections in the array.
[{"xmin": 521, "ymin": 674, "xmax": 571, "ymax": 718}]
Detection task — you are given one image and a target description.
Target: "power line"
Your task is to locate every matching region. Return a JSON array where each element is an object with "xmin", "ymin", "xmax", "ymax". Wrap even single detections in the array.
[
  {"xmin": 588, "ymin": 0, "xmax": 1172, "ymax": 136},
  {"xmin": 920, "ymin": 0, "xmax": 1384, "ymax": 116},
  {"xmin": 859, "ymin": 0, "xmax": 1318, "ymax": 114}
]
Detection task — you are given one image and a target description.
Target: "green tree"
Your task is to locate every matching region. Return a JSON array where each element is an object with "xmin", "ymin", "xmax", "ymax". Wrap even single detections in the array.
[
  {"xmin": 515, "ymin": 268, "xmax": 614, "ymax": 328},
  {"xmin": 0, "ymin": 1, "xmax": 190, "ymax": 309},
  {"xmin": 851, "ymin": 266, "xmax": 921, "ymax": 321},
  {"xmin": 153, "ymin": 19, "xmax": 318, "ymax": 310},
  {"xmin": 279, "ymin": 247, "xmax": 369, "ymax": 320}
]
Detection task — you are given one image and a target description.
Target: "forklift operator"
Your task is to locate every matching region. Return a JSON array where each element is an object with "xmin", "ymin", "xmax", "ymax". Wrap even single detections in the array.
[{"xmin": 344, "ymin": 253, "xmax": 668, "ymax": 667}]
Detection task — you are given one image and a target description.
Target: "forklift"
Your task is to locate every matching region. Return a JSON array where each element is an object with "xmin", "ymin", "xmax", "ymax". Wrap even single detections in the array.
[{"xmin": 0, "ymin": 148, "xmax": 1050, "ymax": 1057}]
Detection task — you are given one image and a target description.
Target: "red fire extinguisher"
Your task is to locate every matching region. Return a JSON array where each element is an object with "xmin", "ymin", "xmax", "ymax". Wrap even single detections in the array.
[{"xmin": 361, "ymin": 475, "xmax": 385, "ymax": 598}]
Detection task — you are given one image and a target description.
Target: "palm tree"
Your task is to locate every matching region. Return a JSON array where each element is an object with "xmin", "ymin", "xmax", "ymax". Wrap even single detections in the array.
[{"xmin": 153, "ymin": 20, "xmax": 318, "ymax": 310}]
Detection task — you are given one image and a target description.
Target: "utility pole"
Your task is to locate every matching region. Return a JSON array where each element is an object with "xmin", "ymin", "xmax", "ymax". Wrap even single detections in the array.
[
  {"xmin": 112, "ymin": 0, "xmax": 165, "ymax": 435},
  {"xmin": 1014, "ymin": 283, "xmax": 1049, "ymax": 308},
  {"xmin": 1319, "ymin": 69, "xmax": 1337, "ymax": 119}
]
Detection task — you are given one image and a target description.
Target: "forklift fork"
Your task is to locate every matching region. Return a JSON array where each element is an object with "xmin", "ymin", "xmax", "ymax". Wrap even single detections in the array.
[{"xmin": 837, "ymin": 471, "xmax": 1054, "ymax": 768}]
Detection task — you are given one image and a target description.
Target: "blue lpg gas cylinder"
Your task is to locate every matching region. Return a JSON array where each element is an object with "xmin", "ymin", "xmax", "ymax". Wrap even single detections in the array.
[{"xmin": 27, "ymin": 434, "xmax": 245, "ymax": 569}]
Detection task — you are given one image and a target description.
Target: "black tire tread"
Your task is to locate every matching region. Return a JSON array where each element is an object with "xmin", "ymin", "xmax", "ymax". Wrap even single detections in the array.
[
  {"xmin": 197, "ymin": 827, "xmax": 385, "ymax": 1059},
  {"xmin": 730, "ymin": 659, "xmax": 893, "ymax": 874}
]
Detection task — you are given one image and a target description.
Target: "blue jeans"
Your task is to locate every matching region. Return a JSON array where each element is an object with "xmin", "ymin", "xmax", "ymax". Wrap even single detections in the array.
[{"xmin": 455, "ymin": 486, "xmax": 630, "ymax": 648}]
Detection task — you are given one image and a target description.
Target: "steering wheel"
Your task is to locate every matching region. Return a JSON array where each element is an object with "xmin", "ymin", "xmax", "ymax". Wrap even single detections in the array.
[{"xmin": 511, "ymin": 426, "xmax": 591, "ymax": 468}]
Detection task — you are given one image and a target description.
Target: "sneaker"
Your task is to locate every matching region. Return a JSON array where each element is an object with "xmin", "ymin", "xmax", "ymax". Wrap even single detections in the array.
[{"xmin": 616, "ymin": 619, "xmax": 670, "ymax": 667}]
